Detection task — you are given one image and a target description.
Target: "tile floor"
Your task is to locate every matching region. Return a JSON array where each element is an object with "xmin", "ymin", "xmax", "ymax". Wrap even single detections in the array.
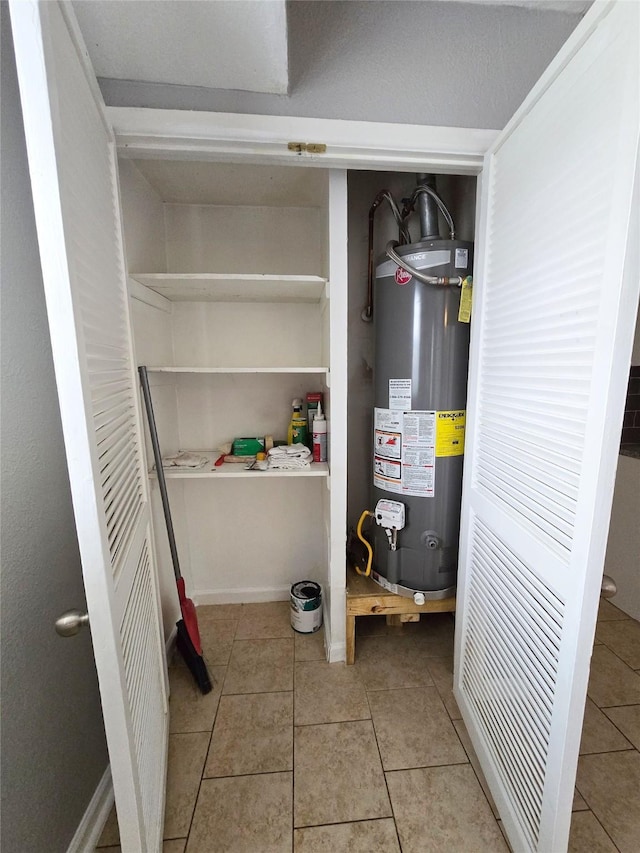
[{"xmin": 97, "ymin": 597, "xmax": 640, "ymax": 852}]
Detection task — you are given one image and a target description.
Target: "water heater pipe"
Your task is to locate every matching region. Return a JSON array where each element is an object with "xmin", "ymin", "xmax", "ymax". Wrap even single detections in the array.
[
  {"xmin": 363, "ymin": 191, "xmax": 411, "ymax": 322},
  {"xmin": 416, "ymin": 173, "xmax": 440, "ymax": 239}
]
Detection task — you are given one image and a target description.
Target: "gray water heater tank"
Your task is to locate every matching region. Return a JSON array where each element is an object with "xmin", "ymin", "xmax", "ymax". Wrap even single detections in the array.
[{"xmin": 372, "ymin": 238, "xmax": 473, "ymax": 599}]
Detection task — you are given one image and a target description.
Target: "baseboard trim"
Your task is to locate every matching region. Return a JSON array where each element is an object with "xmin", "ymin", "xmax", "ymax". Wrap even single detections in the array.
[
  {"xmin": 328, "ymin": 639, "xmax": 346, "ymax": 663},
  {"xmin": 165, "ymin": 624, "xmax": 177, "ymax": 662},
  {"xmin": 194, "ymin": 586, "xmax": 291, "ymax": 605},
  {"xmin": 67, "ymin": 765, "xmax": 113, "ymax": 853}
]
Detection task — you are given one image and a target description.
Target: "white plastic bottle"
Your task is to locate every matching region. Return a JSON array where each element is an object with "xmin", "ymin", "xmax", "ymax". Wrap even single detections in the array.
[{"xmin": 312, "ymin": 402, "xmax": 327, "ymax": 463}]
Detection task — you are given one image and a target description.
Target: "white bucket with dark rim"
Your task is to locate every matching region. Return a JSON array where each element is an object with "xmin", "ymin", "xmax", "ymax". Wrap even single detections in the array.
[{"xmin": 290, "ymin": 581, "xmax": 323, "ymax": 634}]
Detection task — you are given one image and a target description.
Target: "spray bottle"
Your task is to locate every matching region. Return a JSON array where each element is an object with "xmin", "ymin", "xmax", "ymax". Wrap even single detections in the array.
[
  {"xmin": 287, "ymin": 398, "xmax": 308, "ymax": 445},
  {"xmin": 312, "ymin": 401, "xmax": 327, "ymax": 462}
]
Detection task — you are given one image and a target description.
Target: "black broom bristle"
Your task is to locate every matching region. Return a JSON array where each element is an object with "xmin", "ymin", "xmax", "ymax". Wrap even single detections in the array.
[{"xmin": 176, "ymin": 619, "xmax": 212, "ymax": 694}]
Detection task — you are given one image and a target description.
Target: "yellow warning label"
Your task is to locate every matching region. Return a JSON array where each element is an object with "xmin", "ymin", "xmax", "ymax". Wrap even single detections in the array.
[
  {"xmin": 458, "ymin": 276, "xmax": 473, "ymax": 324},
  {"xmin": 436, "ymin": 410, "xmax": 466, "ymax": 457}
]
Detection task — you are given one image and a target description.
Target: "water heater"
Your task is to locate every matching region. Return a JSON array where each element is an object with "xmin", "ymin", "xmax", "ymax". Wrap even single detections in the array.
[{"xmin": 362, "ymin": 176, "xmax": 473, "ymax": 600}]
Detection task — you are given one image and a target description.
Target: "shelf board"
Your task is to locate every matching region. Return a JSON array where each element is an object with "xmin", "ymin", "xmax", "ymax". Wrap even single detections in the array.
[
  {"xmin": 130, "ymin": 273, "xmax": 327, "ymax": 303},
  {"xmin": 145, "ymin": 366, "xmax": 328, "ymax": 374},
  {"xmin": 152, "ymin": 458, "xmax": 329, "ymax": 480}
]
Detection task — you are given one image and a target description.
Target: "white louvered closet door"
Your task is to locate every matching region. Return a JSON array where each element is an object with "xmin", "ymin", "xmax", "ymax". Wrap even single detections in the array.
[
  {"xmin": 10, "ymin": 2, "xmax": 168, "ymax": 849},
  {"xmin": 455, "ymin": 3, "xmax": 639, "ymax": 852}
]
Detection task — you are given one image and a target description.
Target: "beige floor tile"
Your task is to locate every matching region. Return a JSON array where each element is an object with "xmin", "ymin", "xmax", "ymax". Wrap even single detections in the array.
[
  {"xmin": 453, "ymin": 718, "xmax": 499, "ymax": 819},
  {"xmin": 294, "ymin": 819, "xmax": 400, "ymax": 852},
  {"xmin": 576, "ymin": 750, "xmax": 640, "ymax": 853},
  {"xmin": 354, "ymin": 636, "xmax": 434, "ymax": 691},
  {"xmin": 407, "ymin": 612, "xmax": 456, "ymax": 658},
  {"xmin": 603, "ymin": 704, "xmax": 640, "ymax": 749},
  {"xmin": 164, "ymin": 732, "xmax": 210, "ymax": 839},
  {"xmin": 197, "ymin": 617, "xmax": 237, "ymax": 666},
  {"xmin": 163, "ymin": 841, "xmax": 187, "ymax": 853},
  {"xmin": 96, "ymin": 805, "xmax": 119, "ymax": 846},
  {"xmin": 196, "ymin": 603, "xmax": 242, "ymax": 622},
  {"xmin": 370, "ymin": 687, "xmax": 466, "ymax": 771},
  {"xmin": 294, "ymin": 627, "xmax": 326, "ymax": 661},
  {"xmin": 235, "ymin": 601, "xmax": 294, "ymax": 640},
  {"xmin": 294, "ymin": 720, "xmax": 391, "ymax": 826},
  {"xmin": 204, "ymin": 691, "xmax": 293, "ymax": 777},
  {"xmin": 568, "ymin": 811, "xmax": 617, "ymax": 853},
  {"xmin": 294, "ymin": 661, "xmax": 369, "ymax": 725},
  {"xmin": 596, "ymin": 618, "xmax": 640, "ymax": 670},
  {"xmin": 573, "ymin": 788, "xmax": 589, "ymax": 811},
  {"xmin": 386, "ymin": 765, "xmax": 508, "ymax": 853},
  {"xmin": 579, "ymin": 697, "xmax": 633, "ymax": 753},
  {"xmin": 240, "ymin": 601, "xmax": 290, "ymax": 618},
  {"xmin": 223, "ymin": 638, "xmax": 293, "ymax": 694},
  {"xmin": 425, "ymin": 656, "xmax": 462, "ymax": 720},
  {"xmin": 168, "ymin": 661, "xmax": 225, "ymax": 733},
  {"xmin": 598, "ymin": 599, "xmax": 630, "ymax": 621},
  {"xmin": 587, "ymin": 645, "xmax": 640, "ymax": 707},
  {"xmin": 186, "ymin": 772, "xmax": 292, "ymax": 853}
]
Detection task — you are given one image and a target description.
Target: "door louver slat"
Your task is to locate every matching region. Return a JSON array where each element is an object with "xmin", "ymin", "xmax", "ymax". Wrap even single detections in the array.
[{"xmin": 460, "ymin": 518, "xmax": 564, "ymax": 849}]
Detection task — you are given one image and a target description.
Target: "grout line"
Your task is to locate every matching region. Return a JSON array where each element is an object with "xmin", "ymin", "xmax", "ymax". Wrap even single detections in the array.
[
  {"xmin": 599, "ymin": 703, "xmax": 640, "ymax": 746},
  {"xmin": 591, "ymin": 698, "xmax": 640, "ymax": 709},
  {"xmin": 292, "ymin": 634, "xmax": 296, "ymax": 853},
  {"xmin": 579, "ymin": 747, "xmax": 635, "ymax": 756},
  {"xmin": 364, "ymin": 677, "xmax": 402, "ymax": 850},
  {"xmin": 221, "ymin": 687, "xmax": 295, "ymax": 697},
  {"xmin": 201, "ymin": 768, "xmax": 294, "ymax": 782},
  {"xmin": 583, "ymin": 808, "xmax": 623, "ymax": 852},
  {"xmin": 178, "ymin": 662, "xmax": 225, "ymax": 845},
  {"xmin": 294, "ymin": 815, "xmax": 400, "ymax": 831},
  {"xmin": 294, "ymin": 716, "xmax": 372, "ymax": 727}
]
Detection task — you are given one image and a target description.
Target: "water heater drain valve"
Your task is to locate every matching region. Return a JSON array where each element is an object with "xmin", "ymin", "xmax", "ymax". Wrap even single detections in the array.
[{"xmin": 375, "ymin": 500, "xmax": 406, "ymax": 551}]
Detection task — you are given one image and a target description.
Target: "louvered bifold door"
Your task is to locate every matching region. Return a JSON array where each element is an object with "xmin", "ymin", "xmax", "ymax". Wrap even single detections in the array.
[
  {"xmin": 455, "ymin": 3, "xmax": 639, "ymax": 852},
  {"xmin": 10, "ymin": 2, "xmax": 168, "ymax": 849}
]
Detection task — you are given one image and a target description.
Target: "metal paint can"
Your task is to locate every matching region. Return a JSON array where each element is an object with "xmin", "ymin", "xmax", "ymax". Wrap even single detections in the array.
[{"xmin": 290, "ymin": 581, "xmax": 323, "ymax": 633}]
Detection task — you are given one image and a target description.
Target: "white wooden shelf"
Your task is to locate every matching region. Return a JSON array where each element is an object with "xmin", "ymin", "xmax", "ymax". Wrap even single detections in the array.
[
  {"xmin": 130, "ymin": 273, "xmax": 328, "ymax": 303},
  {"xmin": 145, "ymin": 366, "xmax": 328, "ymax": 374},
  {"xmin": 152, "ymin": 458, "xmax": 329, "ymax": 479}
]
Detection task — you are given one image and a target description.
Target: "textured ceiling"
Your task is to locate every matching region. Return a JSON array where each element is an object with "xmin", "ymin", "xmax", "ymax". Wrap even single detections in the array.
[
  {"xmin": 455, "ymin": 0, "xmax": 590, "ymax": 10},
  {"xmin": 73, "ymin": 0, "xmax": 589, "ymax": 101},
  {"xmin": 72, "ymin": 0, "xmax": 289, "ymax": 94}
]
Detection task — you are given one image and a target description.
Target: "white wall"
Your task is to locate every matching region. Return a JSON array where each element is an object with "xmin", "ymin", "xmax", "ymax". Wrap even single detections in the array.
[
  {"xmin": 98, "ymin": 0, "xmax": 582, "ymax": 131},
  {"xmin": 604, "ymin": 308, "xmax": 640, "ymax": 619},
  {"xmin": 605, "ymin": 455, "xmax": 640, "ymax": 620},
  {"xmin": 1, "ymin": 6, "xmax": 109, "ymax": 849}
]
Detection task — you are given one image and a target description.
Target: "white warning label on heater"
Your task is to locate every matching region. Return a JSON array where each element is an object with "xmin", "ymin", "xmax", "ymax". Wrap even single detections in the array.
[
  {"xmin": 455, "ymin": 248, "xmax": 469, "ymax": 269},
  {"xmin": 374, "ymin": 408, "xmax": 435, "ymax": 498},
  {"xmin": 389, "ymin": 379, "xmax": 412, "ymax": 409}
]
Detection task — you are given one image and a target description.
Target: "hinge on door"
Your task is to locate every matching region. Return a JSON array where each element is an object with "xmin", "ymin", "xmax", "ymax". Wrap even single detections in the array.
[{"xmin": 288, "ymin": 142, "xmax": 327, "ymax": 155}]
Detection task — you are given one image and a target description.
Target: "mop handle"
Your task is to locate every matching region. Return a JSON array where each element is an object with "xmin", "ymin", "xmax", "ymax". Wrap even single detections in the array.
[{"xmin": 138, "ymin": 366, "xmax": 182, "ymax": 583}]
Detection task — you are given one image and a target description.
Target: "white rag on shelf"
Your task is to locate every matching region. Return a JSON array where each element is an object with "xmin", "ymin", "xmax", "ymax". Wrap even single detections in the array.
[
  {"xmin": 266, "ymin": 444, "xmax": 312, "ymax": 470},
  {"xmin": 161, "ymin": 452, "xmax": 209, "ymax": 469}
]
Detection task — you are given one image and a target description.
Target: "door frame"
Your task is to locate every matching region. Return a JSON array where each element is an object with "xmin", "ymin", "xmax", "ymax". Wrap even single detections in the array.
[{"xmin": 107, "ymin": 1, "xmax": 612, "ymax": 176}]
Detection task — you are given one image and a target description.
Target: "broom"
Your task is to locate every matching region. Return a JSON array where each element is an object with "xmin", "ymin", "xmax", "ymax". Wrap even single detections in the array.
[{"xmin": 139, "ymin": 367, "xmax": 212, "ymax": 694}]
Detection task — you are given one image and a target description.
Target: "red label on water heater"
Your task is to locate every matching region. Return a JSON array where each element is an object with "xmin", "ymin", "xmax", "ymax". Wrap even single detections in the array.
[{"xmin": 395, "ymin": 267, "xmax": 412, "ymax": 285}]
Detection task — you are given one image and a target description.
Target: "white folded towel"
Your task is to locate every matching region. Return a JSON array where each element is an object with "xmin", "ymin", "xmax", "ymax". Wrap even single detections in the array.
[
  {"xmin": 267, "ymin": 444, "xmax": 311, "ymax": 469},
  {"xmin": 161, "ymin": 452, "xmax": 208, "ymax": 469},
  {"xmin": 268, "ymin": 445, "xmax": 311, "ymax": 459}
]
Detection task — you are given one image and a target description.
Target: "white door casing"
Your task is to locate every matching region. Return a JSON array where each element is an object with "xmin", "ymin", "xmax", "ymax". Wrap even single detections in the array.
[
  {"xmin": 455, "ymin": 2, "xmax": 639, "ymax": 851},
  {"xmin": 9, "ymin": 2, "xmax": 169, "ymax": 850}
]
